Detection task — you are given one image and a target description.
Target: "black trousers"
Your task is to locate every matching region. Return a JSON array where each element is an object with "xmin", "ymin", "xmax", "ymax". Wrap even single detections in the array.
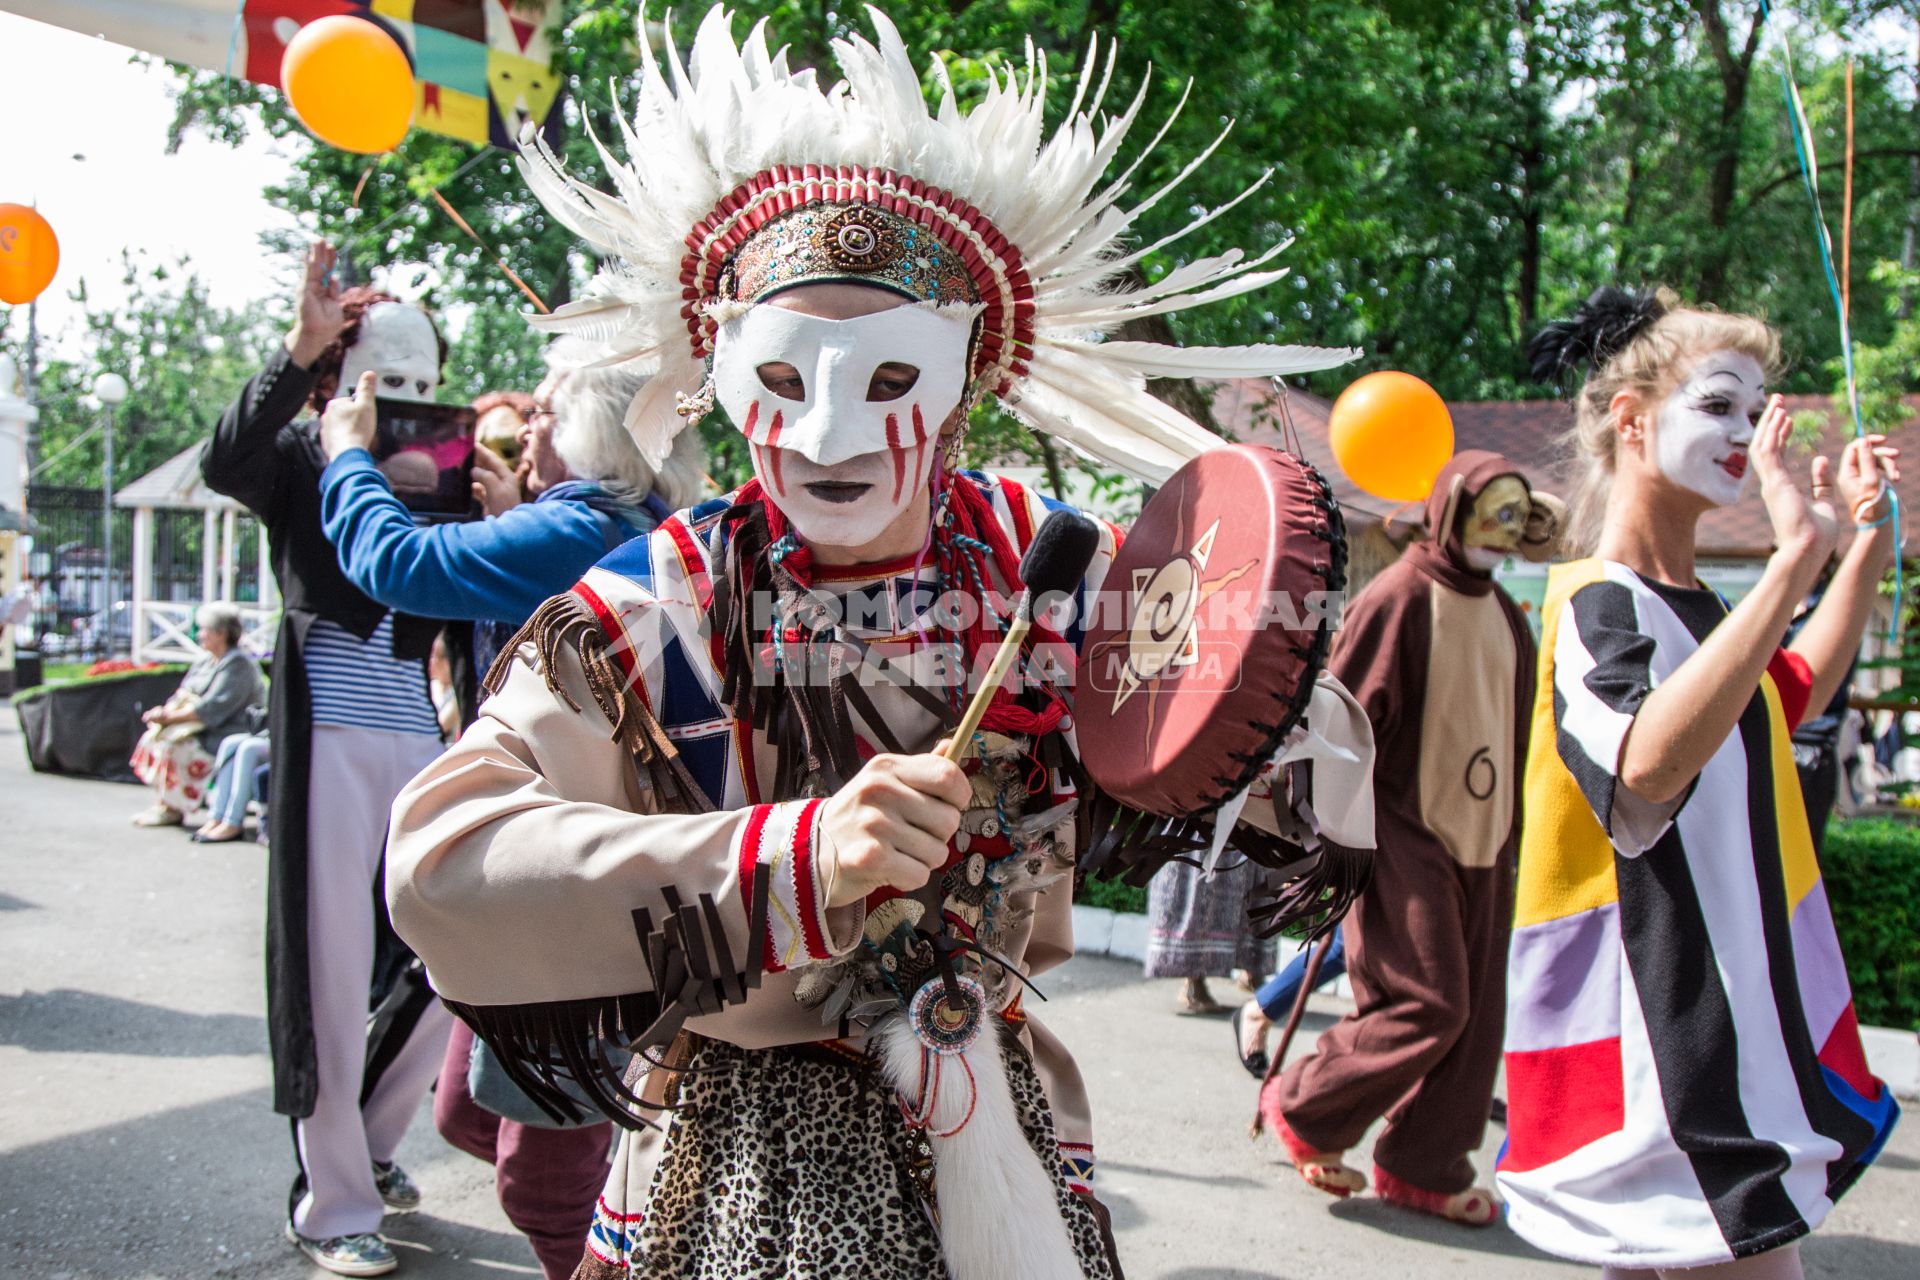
[{"xmin": 1794, "ymin": 741, "xmax": 1839, "ymax": 857}]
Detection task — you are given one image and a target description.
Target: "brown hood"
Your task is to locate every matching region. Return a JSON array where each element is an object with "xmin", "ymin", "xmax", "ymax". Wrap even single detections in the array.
[{"xmin": 1427, "ymin": 450, "xmax": 1529, "ymax": 565}]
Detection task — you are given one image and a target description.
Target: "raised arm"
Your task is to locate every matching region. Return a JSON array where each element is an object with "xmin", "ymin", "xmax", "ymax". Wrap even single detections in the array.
[
  {"xmin": 1789, "ymin": 434, "xmax": 1901, "ymax": 716},
  {"xmin": 200, "ymin": 242, "xmax": 345, "ymax": 514},
  {"xmin": 1615, "ymin": 399, "xmax": 1834, "ymax": 805},
  {"xmin": 318, "ymin": 442, "xmax": 613, "ymax": 623}
]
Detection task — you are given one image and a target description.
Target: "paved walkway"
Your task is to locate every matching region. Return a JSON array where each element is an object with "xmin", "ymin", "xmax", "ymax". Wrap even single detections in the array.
[{"xmin": 3, "ymin": 708, "xmax": 1917, "ymax": 1278}]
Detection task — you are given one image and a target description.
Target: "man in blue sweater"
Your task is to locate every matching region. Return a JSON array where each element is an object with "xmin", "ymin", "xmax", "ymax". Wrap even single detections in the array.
[
  {"xmin": 313, "ymin": 348, "xmax": 705, "ymax": 1280},
  {"xmin": 318, "ymin": 349, "xmax": 706, "ymax": 673}
]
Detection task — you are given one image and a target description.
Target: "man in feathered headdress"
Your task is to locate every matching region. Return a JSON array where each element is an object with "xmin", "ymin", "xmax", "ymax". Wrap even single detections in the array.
[{"xmin": 383, "ymin": 8, "xmax": 1366, "ymax": 1277}]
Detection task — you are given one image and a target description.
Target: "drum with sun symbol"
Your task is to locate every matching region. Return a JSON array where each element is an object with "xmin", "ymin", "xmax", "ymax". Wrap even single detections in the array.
[{"xmin": 1077, "ymin": 444, "xmax": 1348, "ymax": 820}]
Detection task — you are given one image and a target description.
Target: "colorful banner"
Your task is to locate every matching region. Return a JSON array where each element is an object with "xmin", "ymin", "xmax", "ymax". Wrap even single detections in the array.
[{"xmin": 1, "ymin": 0, "xmax": 565, "ymax": 149}]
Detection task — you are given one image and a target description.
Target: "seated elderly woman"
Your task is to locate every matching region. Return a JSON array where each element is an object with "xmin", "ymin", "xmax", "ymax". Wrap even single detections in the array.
[{"xmin": 129, "ymin": 603, "xmax": 267, "ymax": 827}]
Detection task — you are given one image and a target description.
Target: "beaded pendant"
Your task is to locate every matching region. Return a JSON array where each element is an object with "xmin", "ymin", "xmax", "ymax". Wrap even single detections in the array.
[{"xmin": 907, "ymin": 974, "xmax": 987, "ymax": 1055}]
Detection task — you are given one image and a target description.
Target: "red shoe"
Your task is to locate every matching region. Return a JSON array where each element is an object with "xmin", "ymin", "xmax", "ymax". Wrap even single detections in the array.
[{"xmin": 1372, "ymin": 1164, "xmax": 1498, "ymax": 1226}]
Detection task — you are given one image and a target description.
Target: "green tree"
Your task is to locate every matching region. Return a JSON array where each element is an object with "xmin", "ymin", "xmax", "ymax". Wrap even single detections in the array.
[
  {"xmin": 159, "ymin": 0, "xmax": 1920, "ymax": 420},
  {"xmin": 1, "ymin": 253, "xmax": 282, "ymax": 489}
]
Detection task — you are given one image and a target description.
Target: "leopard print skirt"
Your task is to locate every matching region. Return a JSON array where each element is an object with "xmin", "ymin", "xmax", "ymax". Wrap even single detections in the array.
[{"xmin": 573, "ymin": 1033, "xmax": 1118, "ymax": 1280}]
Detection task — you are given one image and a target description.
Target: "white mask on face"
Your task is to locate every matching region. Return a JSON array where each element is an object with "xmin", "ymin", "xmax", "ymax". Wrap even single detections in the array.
[
  {"xmin": 1652, "ymin": 350, "xmax": 1767, "ymax": 507},
  {"xmin": 340, "ymin": 302, "xmax": 441, "ymax": 404},
  {"xmin": 712, "ymin": 300, "xmax": 977, "ymax": 475}
]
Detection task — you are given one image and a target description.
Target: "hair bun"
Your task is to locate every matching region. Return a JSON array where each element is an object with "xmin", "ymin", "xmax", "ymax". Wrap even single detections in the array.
[{"xmin": 1526, "ymin": 287, "xmax": 1666, "ymax": 387}]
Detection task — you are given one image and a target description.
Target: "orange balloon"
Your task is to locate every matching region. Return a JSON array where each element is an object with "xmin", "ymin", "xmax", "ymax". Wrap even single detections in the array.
[
  {"xmin": 0, "ymin": 204, "xmax": 60, "ymax": 306},
  {"xmin": 1327, "ymin": 371, "xmax": 1455, "ymax": 502},
  {"xmin": 282, "ymin": 16, "xmax": 414, "ymax": 154}
]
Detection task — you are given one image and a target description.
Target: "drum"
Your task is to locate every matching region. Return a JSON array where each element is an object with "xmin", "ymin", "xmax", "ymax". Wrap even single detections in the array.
[{"xmin": 1073, "ymin": 445, "xmax": 1350, "ymax": 898}]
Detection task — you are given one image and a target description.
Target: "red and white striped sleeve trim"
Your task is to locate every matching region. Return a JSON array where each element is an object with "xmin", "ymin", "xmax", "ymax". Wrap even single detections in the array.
[{"xmin": 735, "ymin": 798, "xmax": 844, "ymax": 972}]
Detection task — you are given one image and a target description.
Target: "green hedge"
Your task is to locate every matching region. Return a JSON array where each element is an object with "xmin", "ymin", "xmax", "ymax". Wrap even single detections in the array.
[
  {"xmin": 1822, "ymin": 818, "xmax": 1920, "ymax": 1032},
  {"xmin": 1074, "ymin": 875, "xmax": 1148, "ymax": 916}
]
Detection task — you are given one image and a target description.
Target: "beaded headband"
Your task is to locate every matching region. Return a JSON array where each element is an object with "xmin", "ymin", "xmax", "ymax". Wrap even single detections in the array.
[{"xmin": 684, "ymin": 166, "xmax": 1029, "ymax": 392}]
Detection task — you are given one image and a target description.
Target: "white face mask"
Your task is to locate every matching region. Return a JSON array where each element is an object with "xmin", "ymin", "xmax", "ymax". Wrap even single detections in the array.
[
  {"xmin": 340, "ymin": 302, "xmax": 441, "ymax": 404},
  {"xmin": 711, "ymin": 300, "xmax": 976, "ymax": 550},
  {"xmin": 1652, "ymin": 350, "xmax": 1767, "ymax": 507},
  {"xmin": 769, "ymin": 447, "xmax": 937, "ymax": 549},
  {"xmin": 712, "ymin": 301, "xmax": 975, "ymax": 469}
]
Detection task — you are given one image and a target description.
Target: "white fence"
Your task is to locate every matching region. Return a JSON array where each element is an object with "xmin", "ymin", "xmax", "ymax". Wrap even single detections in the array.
[{"xmin": 132, "ymin": 599, "xmax": 278, "ymax": 664}]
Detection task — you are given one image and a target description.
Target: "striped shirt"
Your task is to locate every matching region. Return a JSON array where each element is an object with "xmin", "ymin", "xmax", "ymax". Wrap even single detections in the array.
[
  {"xmin": 304, "ymin": 614, "xmax": 441, "ymax": 738},
  {"xmin": 1498, "ymin": 559, "xmax": 1896, "ymax": 1269}
]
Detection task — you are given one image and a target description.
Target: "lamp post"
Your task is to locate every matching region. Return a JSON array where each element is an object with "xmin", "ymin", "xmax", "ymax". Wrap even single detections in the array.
[{"xmin": 92, "ymin": 372, "xmax": 128, "ymax": 653}]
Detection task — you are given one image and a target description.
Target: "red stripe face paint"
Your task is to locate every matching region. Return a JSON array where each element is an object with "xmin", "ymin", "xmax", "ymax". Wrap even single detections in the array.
[
  {"xmin": 910, "ymin": 403, "xmax": 931, "ymax": 494},
  {"xmin": 887, "ymin": 413, "xmax": 907, "ymax": 503},
  {"xmin": 751, "ymin": 407, "xmax": 788, "ymax": 497}
]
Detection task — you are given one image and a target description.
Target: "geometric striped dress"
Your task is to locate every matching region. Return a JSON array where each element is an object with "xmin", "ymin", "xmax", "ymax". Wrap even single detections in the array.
[{"xmin": 1498, "ymin": 558, "xmax": 1899, "ymax": 1268}]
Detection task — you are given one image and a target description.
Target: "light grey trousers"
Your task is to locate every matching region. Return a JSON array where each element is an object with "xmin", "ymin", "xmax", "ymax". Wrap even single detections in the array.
[{"xmin": 291, "ymin": 724, "xmax": 453, "ymax": 1240}]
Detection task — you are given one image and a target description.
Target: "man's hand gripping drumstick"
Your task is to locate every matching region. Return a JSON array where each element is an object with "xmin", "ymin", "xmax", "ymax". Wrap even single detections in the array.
[{"xmin": 817, "ymin": 510, "xmax": 1103, "ymax": 909}]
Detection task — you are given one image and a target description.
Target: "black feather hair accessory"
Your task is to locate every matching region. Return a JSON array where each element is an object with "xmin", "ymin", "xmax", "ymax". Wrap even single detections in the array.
[{"xmin": 1526, "ymin": 287, "xmax": 1666, "ymax": 387}]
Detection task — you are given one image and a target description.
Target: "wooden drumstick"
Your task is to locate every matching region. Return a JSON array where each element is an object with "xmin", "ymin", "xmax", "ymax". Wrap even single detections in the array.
[{"xmin": 942, "ymin": 509, "xmax": 1101, "ymax": 765}]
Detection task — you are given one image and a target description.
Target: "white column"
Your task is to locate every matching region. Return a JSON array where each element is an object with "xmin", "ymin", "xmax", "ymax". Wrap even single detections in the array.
[
  {"xmin": 201, "ymin": 507, "xmax": 218, "ymax": 606},
  {"xmin": 130, "ymin": 506, "xmax": 153, "ymax": 663},
  {"xmin": 220, "ymin": 508, "xmax": 237, "ymax": 601}
]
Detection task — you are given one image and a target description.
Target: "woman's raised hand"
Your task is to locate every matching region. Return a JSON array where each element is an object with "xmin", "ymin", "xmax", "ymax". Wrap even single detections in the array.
[
  {"xmin": 1753, "ymin": 394, "xmax": 1836, "ymax": 570},
  {"xmin": 287, "ymin": 241, "xmax": 348, "ymax": 368},
  {"xmin": 1837, "ymin": 433, "xmax": 1900, "ymax": 526},
  {"xmin": 470, "ymin": 443, "xmax": 524, "ymax": 516}
]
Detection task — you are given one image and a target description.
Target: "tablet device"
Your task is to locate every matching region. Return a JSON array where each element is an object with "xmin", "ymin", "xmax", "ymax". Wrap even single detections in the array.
[{"xmin": 372, "ymin": 401, "xmax": 479, "ymax": 521}]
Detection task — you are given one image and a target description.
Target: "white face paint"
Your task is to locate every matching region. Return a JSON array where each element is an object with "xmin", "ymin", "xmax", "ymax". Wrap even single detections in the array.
[
  {"xmin": 1652, "ymin": 350, "xmax": 1767, "ymax": 507},
  {"xmin": 711, "ymin": 300, "xmax": 977, "ymax": 550},
  {"xmin": 340, "ymin": 302, "xmax": 441, "ymax": 404},
  {"xmin": 771, "ymin": 447, "xmax": 934, "ymax": 549}
]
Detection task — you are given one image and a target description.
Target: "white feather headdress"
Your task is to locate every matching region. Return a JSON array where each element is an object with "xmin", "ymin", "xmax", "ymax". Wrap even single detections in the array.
[{"xmin": 517, "ymin": 4, "xmax": 1359, "ymax": 482}]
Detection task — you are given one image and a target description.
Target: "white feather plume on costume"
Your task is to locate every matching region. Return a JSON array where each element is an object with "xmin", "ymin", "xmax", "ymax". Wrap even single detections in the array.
[{"xmin": 516, "ymin": 4, "xmax": 1359, "ymax": 481}]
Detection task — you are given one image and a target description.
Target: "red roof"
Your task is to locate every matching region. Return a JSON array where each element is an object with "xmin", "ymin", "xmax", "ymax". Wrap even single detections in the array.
[{"xmin": 1218, "ymin": 379, "xmax": 1920, "ymax": 560}]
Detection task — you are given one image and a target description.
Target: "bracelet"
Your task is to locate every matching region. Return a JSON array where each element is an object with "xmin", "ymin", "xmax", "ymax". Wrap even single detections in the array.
[{"xmin": 1856, "ymin": 510, "xmax": 1892, "ymax": 530}]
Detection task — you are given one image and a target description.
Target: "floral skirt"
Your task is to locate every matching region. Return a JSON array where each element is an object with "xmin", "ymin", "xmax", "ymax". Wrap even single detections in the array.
[
  {"xmin": 130, "ymin": 726, "xmax": 215, "ymax": 814},
  {"xmin": 573, "ymin": 1032, "xmax": 1119, "ymax": 1280}
]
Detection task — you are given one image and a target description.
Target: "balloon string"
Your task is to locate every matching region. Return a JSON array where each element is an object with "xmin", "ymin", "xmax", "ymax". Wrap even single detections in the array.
[
  {"xmin": 1758, "ymin": 2, "xmax": 1901, "ymax": 640},
  {"xmin": 1842, "ymin": 58, "xmax": 1854, "ymax": 326},
  {"xmin": 351, "ymin": 165, "xmax": 375, "ymax": 210},
  {"xmin": 220, "ymin": 0, "xmax": 246, "ymax": 118},
  {"xmin": 427, "ymin": 187, "xmax": 551, "ymax": 314}
]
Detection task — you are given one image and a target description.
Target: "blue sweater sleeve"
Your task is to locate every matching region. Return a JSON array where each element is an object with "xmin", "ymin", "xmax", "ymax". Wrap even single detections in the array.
[{"xmin": 319, "ymin": 448, "xmax": 611, "ymax": 624}]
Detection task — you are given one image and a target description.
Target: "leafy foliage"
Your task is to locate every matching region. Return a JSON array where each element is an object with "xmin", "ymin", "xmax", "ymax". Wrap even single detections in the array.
[
  {"xmin": 18, "ymin": 1, "xmax": 1920, "ymax": 489},
  {"xmin": 1, "ymin": 255, "xmax": 281, "ymax": 488},
  {"xmin": 1822, "ymin": 817, "xmax": 1920, "ymax": 1030}
]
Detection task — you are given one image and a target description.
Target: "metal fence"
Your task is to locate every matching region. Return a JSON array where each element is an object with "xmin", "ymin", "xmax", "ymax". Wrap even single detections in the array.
[{"xmin": 20, "ymin": 486, "xmax": 269, "ymax": 665}]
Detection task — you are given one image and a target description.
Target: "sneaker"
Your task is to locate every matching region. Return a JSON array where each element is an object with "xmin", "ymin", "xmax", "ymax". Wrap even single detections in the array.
[
  {"xmin": 283, "ymin": 1224, "xmax": 397, "ymax": 1276},
  {"xmin": 372, "ymin": 1161, "xmax": 421, "ymax": 1213}
]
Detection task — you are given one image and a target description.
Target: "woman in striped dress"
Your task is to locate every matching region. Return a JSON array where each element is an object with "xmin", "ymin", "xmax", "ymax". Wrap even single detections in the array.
[{"xmin": 1502, "ymin": 289, "xmax": 1901, "ymax": 1278}]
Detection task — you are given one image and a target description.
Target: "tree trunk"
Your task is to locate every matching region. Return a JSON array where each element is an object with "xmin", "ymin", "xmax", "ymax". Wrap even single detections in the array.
[
  {"xmin": 1902, "ymin": 23, "xmax": 1919, "ymax": 319},
  {"xmin": 1691, "ymin": 0, "xmax": 1767, "ymax": 303},
  {"xmin": 1512, "ymin": 0, "xmax": 1547, "ymax": 348}
]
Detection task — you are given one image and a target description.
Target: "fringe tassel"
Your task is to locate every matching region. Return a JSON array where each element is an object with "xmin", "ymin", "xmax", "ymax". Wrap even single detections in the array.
[
  {"xmin": 486, "ymin": 591, "xmax": 715, "ymax": 814},
  {"xmin": 1074, "ymin": 779, "xmax": 1371, "ymax": 939},
  {"xmin": 446, "ymin": 863, "xmax": 772, "ymax": 1130},
  {"xmin": 1247, "ymin": 838, "xmax": 1373, "ymax": 944}
]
